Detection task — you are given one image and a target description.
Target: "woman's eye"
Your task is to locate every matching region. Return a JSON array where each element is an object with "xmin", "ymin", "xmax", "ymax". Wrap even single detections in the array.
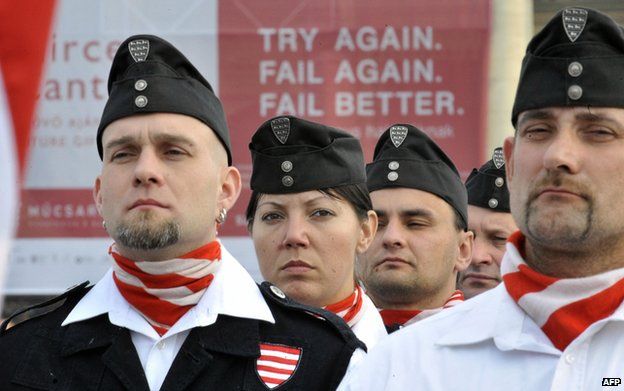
[
  {"xmin": 261, "ymin": 213, "xmax": 283, "ymax": 222},
  {"xmin": 311, "ymin": 209, "xmax": 334, "ymax": 218}
]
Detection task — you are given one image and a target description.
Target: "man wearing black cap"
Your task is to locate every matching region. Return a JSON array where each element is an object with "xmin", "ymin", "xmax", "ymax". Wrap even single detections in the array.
[
  {"xmin": 340, "ymin": 8, "xmax": 624, "ymax": 390},
  {"xmin": 357, "ymin": 124, "xmax": 473, "ymax": 333},
  {"xmin": 459, "ymin": 148, "xmax": 517, "ymax": 299},
  {"xmin": 0, "ymin": 35, "xmax": 363, "ymax": 391}
]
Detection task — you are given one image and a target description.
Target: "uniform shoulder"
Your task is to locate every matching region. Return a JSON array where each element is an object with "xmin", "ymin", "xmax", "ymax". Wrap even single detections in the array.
[
  {"xmin": 258, "ymin": 282, "xmax": 366, "ymax": 351},
  {"xmin": 391, "ymin": 286, "xmax": 505, "ymax": 341},
  {"xmin": 0, "ymin": 281, "xmax": 91, "ymax": 337}
]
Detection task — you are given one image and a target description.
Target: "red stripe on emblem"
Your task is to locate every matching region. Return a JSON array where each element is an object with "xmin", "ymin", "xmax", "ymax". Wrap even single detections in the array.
[
  {"xmin": 257, "ymin": 365, "xmax": 295, "ymax": 375},
  {"xmin": 259, "ymin": 355, "xmax": 298, "ymax": 365},
  {"xmin": 260, "ymin": 344, "xmax": 301, "ymax": 355}
]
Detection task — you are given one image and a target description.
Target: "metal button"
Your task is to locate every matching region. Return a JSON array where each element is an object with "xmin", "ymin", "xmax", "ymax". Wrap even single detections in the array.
[
  {"xmin": 282, "ymin": 175, "xmax": 294, "ymax": 187},
  {"xmin": 387, "ymin": 171, "xmax": 398, "ymax": 181},
  {"xmin": 568, "ymin": 62, "xmax": 583, "ymax": 77},
  {"xmin": 488, "ymin": 198, "xmax": 498, "ymax": 209},
  {"xmin": 270, "ymin": 285, "xmax": 286, "ymax": 299},
  {"xmin": 388, "ymin": 161, "xmax": 400, "ymax": 170},
  {"xmin": 495, "ymin": 177, "xmax": 504, "ymax": 187},
  {"xmin": 135, "ymin": 95, "xmax": 148, "ymax": 108},
  {"xmin": 567, "ymin": 85, "xmax": 582, "ymax": 100},
  {"xmin": 281, "ymin": 160, "xmax": 293, "ymax": 172},
  {"xmin": 134, "ymin": 79, "xmax": 148, "ymax": 91}
]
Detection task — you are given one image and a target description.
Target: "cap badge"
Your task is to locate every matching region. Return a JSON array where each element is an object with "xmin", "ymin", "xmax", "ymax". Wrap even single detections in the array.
[
  {"xmin": 562, "ymin": 8, "xmax": 588, "ymax": 43},
  {"xmin": 389, "ymin": 125, "xmax": 408, "ymax": 148},
  {"xmin": 270, "ymin": 117, "xmax": 290, "ymax": 144},
  {"xmin": 128, "ymin": 39, "xmax": 150, "ymax": 62},
  {"xmin": 492, "ymin": 147, "xmax": 505, "ymax": 169}
]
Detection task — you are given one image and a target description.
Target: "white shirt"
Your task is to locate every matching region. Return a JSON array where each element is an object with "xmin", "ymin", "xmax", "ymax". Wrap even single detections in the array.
[
  {"xmin": 351, "ymin": 293, "xmax": 387, "ymax": 351},
  {"xmin": 62, "ymin": 246, "xmax": 275, "ymax": 391},
  {"xmin": 339, "ymin": 251, "xmax": 624, "ymax": 391}
]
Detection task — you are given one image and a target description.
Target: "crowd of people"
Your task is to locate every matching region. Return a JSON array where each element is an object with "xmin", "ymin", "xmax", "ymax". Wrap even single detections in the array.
[{"xmin": 1, "ymin": 6, "xmax": 623, "ymax": 390}]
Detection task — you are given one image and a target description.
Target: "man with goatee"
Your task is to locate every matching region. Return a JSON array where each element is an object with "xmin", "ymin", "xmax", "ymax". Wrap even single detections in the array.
[
  {"xmin": 0, "ymin": 35, "xmax": 363, "ymax": 391},
  {"xmin": 340, "ymin": 7, "xmax": 624, "ymax": 390}
]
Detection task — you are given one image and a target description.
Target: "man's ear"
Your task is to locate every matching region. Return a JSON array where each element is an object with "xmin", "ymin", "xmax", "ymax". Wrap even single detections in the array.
[
  {"xmin": 93, "ymin": 176, "xmax": 104, "ymax": 217},
  {"xmin": 503, "ymin": 136, "xmax": 515, "ymax": 185},
  {"xmin": 454, "ymin": 229, "xmax": 474, "ymax": 273},
  {"xmin": 217, "ymin": 166, "xmax": 242, "ymax": 212}
]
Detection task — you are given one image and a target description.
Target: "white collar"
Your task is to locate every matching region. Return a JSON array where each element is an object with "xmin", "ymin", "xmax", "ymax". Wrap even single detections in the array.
[
  {"xmin": 435, "ymin": 244, "xmax": 624, "ymax": 354},
  {"xmin": 433, "ymin": 284, "xmax": 560, "ymax": 355},
  {"xmin": 62, "ymin": 244, "xmax": 274, "ymax": 339}
]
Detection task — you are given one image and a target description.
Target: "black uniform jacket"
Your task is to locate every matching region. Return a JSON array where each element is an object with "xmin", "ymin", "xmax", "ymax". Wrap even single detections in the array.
[{"xmin": 0, "ymin": 282, "xmax": 364, "ymax": 390}]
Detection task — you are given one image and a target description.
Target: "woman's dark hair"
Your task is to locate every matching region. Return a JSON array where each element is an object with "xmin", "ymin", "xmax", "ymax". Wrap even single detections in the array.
[{"xmin": 246, "ymin": 183, "xmax": 372, "ymax": 231}]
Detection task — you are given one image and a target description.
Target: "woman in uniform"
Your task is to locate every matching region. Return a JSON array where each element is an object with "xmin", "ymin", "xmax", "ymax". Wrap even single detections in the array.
[{"xmin": 246, "ymin": 116, "xmax": 387, "ymax": 350}]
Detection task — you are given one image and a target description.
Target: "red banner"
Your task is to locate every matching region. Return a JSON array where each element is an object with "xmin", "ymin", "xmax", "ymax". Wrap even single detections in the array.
[{"xmin": 219, "ymin": 0, "xmax": 491, "ymax": 236}]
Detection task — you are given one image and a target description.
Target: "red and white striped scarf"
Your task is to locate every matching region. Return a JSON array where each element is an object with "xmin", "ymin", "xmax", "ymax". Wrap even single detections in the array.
[
  {"xmin": 324, "ymin": 285, "xmax": 365, "ymax": 327},
  {"xmin": 111, "ymin": 241, "xmax": 222, "ymax": 336},
  {"xmin": 502, "ymin": 231, "xmax": 624, "ymax": 351},
  {"xmin": 379, "ymin": 290, "xmax": 464, "ymax": 327}
]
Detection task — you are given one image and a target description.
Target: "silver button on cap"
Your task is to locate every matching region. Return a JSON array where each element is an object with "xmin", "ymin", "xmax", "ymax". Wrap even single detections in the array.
[
  {"xmin": 134, "ymin": 79, "xmax": 148, "ymax": 91},
  {"xmin": 568, "ymin": 85, "xmax": 582, "ymax": 100},
  {"xmin": 568, "ymin": 62, "xmax": 583, "ymax": 77},
  {"xmin": 135, "ymin": 95, "xmax": 148, "ymax": 108},
  {"xmin": 282, "ymin": 175, "xmax": 294, "ymax": 187},
  {"xmin": 281, "ymin": 161, "xmax": 293, "ymax": 172},
  {"xmin": 388, "ymin": 161, "xmax": 400, "ymax": 170}
]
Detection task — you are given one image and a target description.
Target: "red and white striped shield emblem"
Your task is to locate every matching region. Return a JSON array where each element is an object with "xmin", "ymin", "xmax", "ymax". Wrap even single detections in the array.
[{"xmin": 256, "ymin": 343, "xmax": 302, "ymax": 389}]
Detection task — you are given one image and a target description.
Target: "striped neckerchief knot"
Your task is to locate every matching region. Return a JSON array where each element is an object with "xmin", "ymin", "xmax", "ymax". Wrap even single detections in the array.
[
  {"xmin": 502, "ymin": 231, "xmax": 624, "ymax": 351},
  {"xmin": 110, "ymin": 241, "xmax": 222, "ymax": 336},
  {"xmin": 324, "ymin": 285, "xmax": 365, "ymax": 328}
]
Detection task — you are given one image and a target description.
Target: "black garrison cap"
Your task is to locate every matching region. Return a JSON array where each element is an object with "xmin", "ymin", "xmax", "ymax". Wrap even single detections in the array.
[
  {"xmin": 366, "ymin": 124, "xmax": 467, "ymax": 230},
  {"xmin": 465, "ymin": 147, "xmax": 510, "ymax": 213},
  {"xmin": 512, "ymin": 7, "xmax": 624, "ymax": 126},
  {"xmin": 249, "ymin": 116, "xmax": 366, "ymax": 193},
  {"xmin": 97, "ymin": 35, "xmax": 232, "ymax": 164}
]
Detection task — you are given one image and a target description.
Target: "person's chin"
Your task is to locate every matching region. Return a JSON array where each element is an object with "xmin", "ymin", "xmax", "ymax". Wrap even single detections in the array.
[{"xmin": 280, "ymin": 280, "xmax": 320, "ymax": 305}]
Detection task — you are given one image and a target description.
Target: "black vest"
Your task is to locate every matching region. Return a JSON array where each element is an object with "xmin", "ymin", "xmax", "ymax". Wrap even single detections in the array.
[{"xmin": 0, "ymin": 282, "xmax": 363, "ymax": 390}]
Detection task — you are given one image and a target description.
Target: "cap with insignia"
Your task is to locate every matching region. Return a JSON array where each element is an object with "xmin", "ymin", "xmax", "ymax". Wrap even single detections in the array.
[
  {"xmin": 366, "ymin": 124, "xmax": 468, "ymax": 229},
  {"xmin": 249, "ymin": 116, "xmax": 366, "ymax": 193},
  {"xmin": 465, "ymin": 147, "xmax": 510, "ymax": 213},
  {"xmin": 512, "ymin": 7, "xmax": 624, "ymax": 125},
  {"xmin": 97, "ymin": 35, "xmax": 232, "ymax": 164}
]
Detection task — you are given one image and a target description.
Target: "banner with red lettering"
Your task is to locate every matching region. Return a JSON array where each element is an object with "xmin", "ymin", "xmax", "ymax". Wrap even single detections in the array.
[{"xmin": 6, "ymin": 0, "xmax": 490, "ymax": 294}]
